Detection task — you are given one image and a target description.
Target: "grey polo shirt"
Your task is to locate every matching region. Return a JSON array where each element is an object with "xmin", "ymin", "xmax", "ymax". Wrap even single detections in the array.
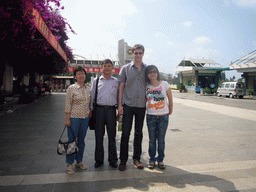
[
  {"xmin": 90, "ymin": 75, "xmax": 119, "ymax": 109},
  {"xmin": 118, "ymin": 61, "xmax": 147, "ymax": 108}
]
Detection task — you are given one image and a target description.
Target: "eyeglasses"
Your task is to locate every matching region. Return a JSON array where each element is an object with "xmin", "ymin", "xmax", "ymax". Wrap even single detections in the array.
[
  {"xmin": 134, "ymin": 52, "xmax": 143, "ymax": 55},
  {"xmin": 148, "ymin": 71, "xmax": 157, "ymax": 74}
]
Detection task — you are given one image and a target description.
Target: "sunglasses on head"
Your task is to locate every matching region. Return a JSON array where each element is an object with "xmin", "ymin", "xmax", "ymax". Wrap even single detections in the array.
[{"xmin": 134, "ymin": 52, "xmax": 143, "ymax": 55}]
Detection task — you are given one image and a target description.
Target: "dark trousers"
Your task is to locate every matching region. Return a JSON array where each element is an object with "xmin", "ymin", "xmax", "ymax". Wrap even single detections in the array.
[
  {"xmin": 119, "ymin": 104, "xmax": 146, "ymax": 163},
  {"xmin": 95, "ymin": 106, "xmax": 118, "ymax": 163}
]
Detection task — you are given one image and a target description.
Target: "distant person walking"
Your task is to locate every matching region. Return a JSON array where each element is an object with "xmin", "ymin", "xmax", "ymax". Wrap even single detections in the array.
[
  {"xmin": 118, "ymin": 44, "xmax": 147, "ymax": 171},
  {"xmin": 145, "ymin": 65, "xmax": 173, "ymax": 169},
  {"xmin": 64, "ymin": 66, "xmax": 90, "ymax": 174},
  {"xmin": 90, "ymin": 59, "xmax": 119, "ymax": 168}
]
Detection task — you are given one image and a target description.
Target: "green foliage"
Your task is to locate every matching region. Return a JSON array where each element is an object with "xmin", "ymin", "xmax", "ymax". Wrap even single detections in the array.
[
  {"xmin": 203, "ymin": 88, "xmax": 211, "ymax": 94},
  {"xmin": 212, "ymin": 88, "xmax": 218, "ymax": 93},
  {"xmin": 85, "ymin": 73, "xmax": 93, "ymax": 83},
  {"xmin": 177, "ymin": 83, "xmax": 185, "ymax": 90},
  {"xmin": 248, "ymin": 89, "xmax": 255, "ymax": 96}
]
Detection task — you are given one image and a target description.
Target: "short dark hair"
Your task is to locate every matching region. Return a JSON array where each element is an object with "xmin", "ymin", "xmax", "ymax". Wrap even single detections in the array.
[
  {"xmin": 74, "ymin": 66, "xmax": 86, "ymax": 77},
  {"xmin": 101, "ymin": 59, "xmax": 113, "ymax": 66},
  {"xmin": 145, "ymin": 65, "xmax": 160, "ymax": 83},
  {"xmin": 132, "ymin": 44, "xmax": 145, "ymax": 53}
]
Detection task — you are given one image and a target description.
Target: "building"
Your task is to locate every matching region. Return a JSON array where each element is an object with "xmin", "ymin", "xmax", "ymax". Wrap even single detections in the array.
[
  {"xmin": 118, "ymin": 39, "xmax": 133, "ymax": 66},
  {"xmin": 230, "ymin": 50, "xmax": 256, "ymax": 92},
  {"xmin": 67, "ymin": 58, "xmax": 120, "ymax": 74},
  {"xmin": 174, "ymin": 58, "xmax": 230, "ymax": 92}
]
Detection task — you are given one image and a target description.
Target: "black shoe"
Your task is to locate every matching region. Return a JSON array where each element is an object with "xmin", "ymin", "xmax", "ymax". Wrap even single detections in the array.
[
  {"xmin": 94, "ymin": 161, "xmax": 103, "ymax": 168},
  {"xmin": 109, "ymin": 162, "xmax": 118, "ymax": 168},
  {"xmin": 118, "ymin": 163, "xmax": 126, "ymax": 171}
]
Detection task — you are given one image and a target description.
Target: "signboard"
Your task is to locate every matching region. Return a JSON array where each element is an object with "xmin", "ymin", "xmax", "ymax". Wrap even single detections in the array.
[
  {"xmin": 67, "ymin": 67, "xmax": 120, "ymax": 74},
  {"xmin": 25, "ymin": 0, "xmax": 68, "ymax": 63}
]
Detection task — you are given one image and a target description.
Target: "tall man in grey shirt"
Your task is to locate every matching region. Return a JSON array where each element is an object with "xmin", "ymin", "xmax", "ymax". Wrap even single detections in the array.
[
  {"xmin": 90, "ymin": 59, "xmax": 119, "ymax": 168},
  {"xmin": 118, "ymin": 44, "xmax": 147, "ymax": 171}
]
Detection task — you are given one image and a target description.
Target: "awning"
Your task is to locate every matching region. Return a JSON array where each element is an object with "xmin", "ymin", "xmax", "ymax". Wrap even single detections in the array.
[
  {"xmin": 52, "ymin": 76, "xmax": 74, "ymax": 79},
  {"xmin": 25, "ymin": 0, "xmax": 68, "ymax": 63},
  {"xmin": 230, "ymin": 50, "xmax": 256, "ymax": 71}
]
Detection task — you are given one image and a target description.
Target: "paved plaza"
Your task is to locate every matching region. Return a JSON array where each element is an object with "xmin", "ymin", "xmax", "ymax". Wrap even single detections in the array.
[{"xmin": 0, "ymin": 92, "xmax": 256, "ymax": 191}]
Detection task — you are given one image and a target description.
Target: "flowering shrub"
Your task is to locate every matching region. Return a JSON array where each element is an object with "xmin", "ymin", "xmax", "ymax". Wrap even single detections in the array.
[{"xmin": 1, "ymin": 0, "xmax": 74, "ymax": 74}]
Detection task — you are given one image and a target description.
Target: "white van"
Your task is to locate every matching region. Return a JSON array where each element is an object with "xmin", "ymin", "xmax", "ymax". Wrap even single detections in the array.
[{"xmin": 217, "ymin": 82, "xmax": 246, "ymax": 98}]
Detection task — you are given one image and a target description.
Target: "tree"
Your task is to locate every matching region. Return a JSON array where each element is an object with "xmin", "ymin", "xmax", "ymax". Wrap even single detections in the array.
[
  {"xmin": 1, "ymin": 0, "xmax": 75, "ymax": 87},
  {"xmin": 221, "ymin": 72, "xmax": 226, "ymax": 81}
]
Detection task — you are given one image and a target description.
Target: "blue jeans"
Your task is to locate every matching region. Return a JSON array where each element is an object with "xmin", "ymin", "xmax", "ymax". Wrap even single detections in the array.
[
  {"xmin": 146, "ymin": 114, "xmax": 169, "ymax": 163},
  {"xmin": 66, "ymin": 117, "xmax": 89, "ymax": 164}
]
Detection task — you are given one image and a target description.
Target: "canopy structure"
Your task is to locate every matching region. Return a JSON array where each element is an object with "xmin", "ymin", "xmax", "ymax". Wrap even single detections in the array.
[
  {"xmin": 174, "ymin": 58, "xmax": 232, "ymax": 93},
  {"xmin": 174, "ymin": 58, "xmax": 230, "ymax": 73},
  {"xmin": 230, "ymin": 50, "xmax": 256, "ymax": 73}
]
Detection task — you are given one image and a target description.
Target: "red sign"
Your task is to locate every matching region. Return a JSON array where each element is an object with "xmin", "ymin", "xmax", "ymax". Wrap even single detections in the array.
[
  {"xmin": 25, "ymin": 0, "xmax": 68, "ymax": 63},
  {"xmin": 67, "ymin": 67, "xmax": 120, "ymax": 74}
]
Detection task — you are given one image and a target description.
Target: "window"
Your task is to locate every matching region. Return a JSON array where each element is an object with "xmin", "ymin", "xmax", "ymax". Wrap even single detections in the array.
[
  {"xmin": 236, "ymin": 83, "xmax": 245, "ymax": 88},
  {"xmin": 230, "ymin": 84, "xmax": 235, "ymax": 88},
  {"xmin": 221, "ymin": 84, "xmax": 225, "ymax": 88},
  {"xmin": 225, "ymin": 84, "xmax": 230, "ymax": 88}
]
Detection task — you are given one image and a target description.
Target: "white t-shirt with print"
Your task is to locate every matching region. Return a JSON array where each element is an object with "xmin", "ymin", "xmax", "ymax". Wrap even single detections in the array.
[{"xmin": 146, "ymin": 81, "xmax": 170, "ymax": 115}]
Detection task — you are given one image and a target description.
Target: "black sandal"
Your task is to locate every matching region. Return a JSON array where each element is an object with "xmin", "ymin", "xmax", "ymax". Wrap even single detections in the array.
[
  {"xmin": 158, "ymin": 162, "xmax": 166, "ymax": 169},
  {"xmin": 148, "ymin": 162, "xmax": 155, "ymax": 169}
]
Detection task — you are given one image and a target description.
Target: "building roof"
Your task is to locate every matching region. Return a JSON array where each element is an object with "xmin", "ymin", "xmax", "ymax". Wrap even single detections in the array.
[
  {"xmin": 174, "ymin": 58, "xmax": 227, "ymax": 73},
  {"xmin": 52, "ymin": 76, "xmax": 74, "ymax": 79},
  {"xmin": 230, "ymin": 50, "xmax": 256, "ymax": 72},
  {"xmin": 177, "ymin": 58, "xmax": 222, "ymax": 67}
]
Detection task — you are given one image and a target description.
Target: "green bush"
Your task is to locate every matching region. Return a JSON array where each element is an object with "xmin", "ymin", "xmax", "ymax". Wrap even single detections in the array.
[
  {"xmin": 248, "ymin": 89, "xmax": 255, "ymax": 96},
  {"xmin": 177, "ymin": 83, "xmax": 185, "ymax": 90},
  {"xmin": 203, "ymin": 88, "xmax": 211, "ymax": 94},
  {"xmin": 212, "ymin": 88, "xmax": 218, "ymax": 93}
]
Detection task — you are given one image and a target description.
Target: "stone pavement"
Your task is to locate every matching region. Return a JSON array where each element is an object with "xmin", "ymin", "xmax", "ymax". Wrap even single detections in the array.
[{"xmin": 0, "ymin": 92, "xmax": 256, "ymax": 191}]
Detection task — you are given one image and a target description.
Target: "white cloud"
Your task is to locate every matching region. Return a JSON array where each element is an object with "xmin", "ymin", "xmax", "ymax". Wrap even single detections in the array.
[
  {"xmin": 193, "ymin": 36, "xmax": 212, "ymax": 44},
  {"xmin": 143, "ymin": 48, "xmax": 157, "ymax": 64},
  {"xmin": 182, "ymin": 21, "xmax": 192, "ymax": 27},
  {"xmin": 155, "ymin": 31, "xmax": 168, "ymax": 38},
  {"xmin": 61, "ymin": 0, "xmax": 138, "ymax": 60},
  {"xmin": 167, "ymin": 41, "xmax": 180, "ymax": 48},
  {"xmin": 185, "ymin": 47, "xmax": 220, "ymax": 59},
  {"xmin": 222, "ymin": 0, "xmax": 232, "ymax": 7},
  {"xmin": 233, "ymin": 0, "xmax": 256, "ymax": 8},
  {"xmin": 238, "ymin": 51, "xmax": 246, "ymax": 56}
]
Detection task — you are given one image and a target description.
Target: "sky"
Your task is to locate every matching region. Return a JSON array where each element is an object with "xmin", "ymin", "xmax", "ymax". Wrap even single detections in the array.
[{"xmin": 59, "ymin": 0, "xmax": 256, "ymax": 79}]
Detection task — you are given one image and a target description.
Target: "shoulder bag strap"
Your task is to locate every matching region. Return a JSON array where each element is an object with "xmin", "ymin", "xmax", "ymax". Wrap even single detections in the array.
[{"xmin": 94, "ymin": 77, "xmax": 99, "ymax": 105}]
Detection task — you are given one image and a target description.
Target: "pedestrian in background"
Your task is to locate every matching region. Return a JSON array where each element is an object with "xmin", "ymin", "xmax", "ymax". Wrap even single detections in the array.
[
  {"xmin": 118, "ymin": 44, "xmax": 147, "ymax": 171},
  {"xmin": 65, "ymin": 66, "xmax": 90, "ymax": 174},
  {"xmin": 90, "ymin": 59, "xmax": 119, "ymax": 168},
  {"xmin": 145, "ymin": 65, "xmax": 173, "ymax": 170}
]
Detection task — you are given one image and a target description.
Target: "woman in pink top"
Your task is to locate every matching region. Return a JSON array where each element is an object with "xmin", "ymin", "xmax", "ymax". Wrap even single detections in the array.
[{"xmin": 65, "ymin": 66, "xmax": 90, "ymax": 174}]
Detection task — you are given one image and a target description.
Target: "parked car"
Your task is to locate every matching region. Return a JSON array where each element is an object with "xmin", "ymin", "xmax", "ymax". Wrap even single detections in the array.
[{"xmin": 216, "ymin": 82, "xmax": 246, "ymax": 98}]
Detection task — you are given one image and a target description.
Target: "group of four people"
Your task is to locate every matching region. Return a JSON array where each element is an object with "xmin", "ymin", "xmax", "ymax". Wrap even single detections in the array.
[{"xmin": 64, "ymin": 44, "xmax": 173, "ymax": 175}]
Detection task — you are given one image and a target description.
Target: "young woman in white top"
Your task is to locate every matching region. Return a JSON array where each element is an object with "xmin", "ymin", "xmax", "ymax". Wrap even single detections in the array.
[{"xmin": 145, "ymin": 65, "xmax": 173, "ymax": 169}]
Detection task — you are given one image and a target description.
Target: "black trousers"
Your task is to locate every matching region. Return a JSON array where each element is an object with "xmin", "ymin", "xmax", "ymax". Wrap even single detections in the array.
[
  {"xmin": 119, "ymin": 104, "xmax": 146, "ymax": 163},
  {"xmin": 95, "ymin": 106, "xmax": 118, "ymax": 163}
]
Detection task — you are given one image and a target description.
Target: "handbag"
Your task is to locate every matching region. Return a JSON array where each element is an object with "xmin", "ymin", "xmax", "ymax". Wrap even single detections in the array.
[
  {"xmin": 57, "ymin": 126, "xmax": 78, "ymax": 155},
  {"xmin": 89, "ymin": 77, "xmax": 99, "ymax": 130}
]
